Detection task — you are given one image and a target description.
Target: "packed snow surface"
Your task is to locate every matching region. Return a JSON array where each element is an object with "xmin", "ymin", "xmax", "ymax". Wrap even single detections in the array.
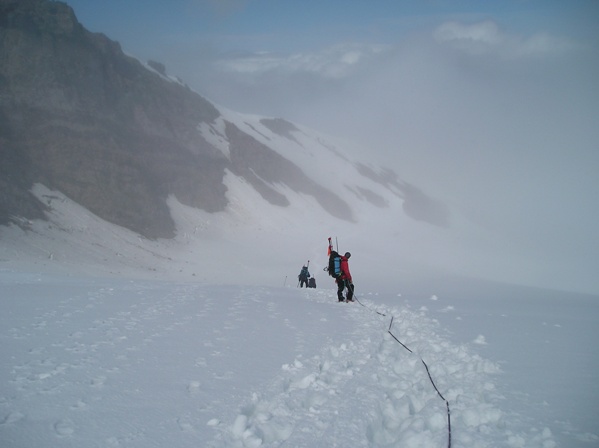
[{"xmin": 1, "ymin": 269, "xmax": 598, "ymax": 447}]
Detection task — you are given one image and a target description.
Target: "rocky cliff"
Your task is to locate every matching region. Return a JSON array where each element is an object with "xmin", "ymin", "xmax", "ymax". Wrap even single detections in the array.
[
  {"xmin": 0, "ymin": 0, "xmax": 230, "ymax": 238},
  {"xmin": 0, "ymin": 0, "xmax": 448, "ymax": 240}
]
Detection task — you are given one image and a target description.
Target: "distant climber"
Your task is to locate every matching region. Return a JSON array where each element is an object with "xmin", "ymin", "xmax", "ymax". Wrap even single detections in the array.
[{"xmin": 298, "ymin": 265, "xmax": 310, "ymax": 288}]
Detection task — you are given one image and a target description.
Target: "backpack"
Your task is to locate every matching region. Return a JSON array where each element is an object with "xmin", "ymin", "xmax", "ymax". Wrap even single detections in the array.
[
  {"xmin": 309, "ymin": 277, "xmax": 316, "ymax": 288},
  {"xmin": 299, "ymin": 266, "xmax": 309, "ymax": 279},
  {"xmin": 327, "ymin": 251, "xmax": 342, "ymax": 278}
]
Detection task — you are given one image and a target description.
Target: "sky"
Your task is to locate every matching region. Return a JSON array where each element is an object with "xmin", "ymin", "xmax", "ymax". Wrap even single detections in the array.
[{"xmin": 63, "ymin": 0, "xmax": 599, "ymax": 294}]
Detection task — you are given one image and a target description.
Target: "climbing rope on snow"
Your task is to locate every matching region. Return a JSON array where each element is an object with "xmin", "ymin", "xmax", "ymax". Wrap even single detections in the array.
[
  {"xmin": 349, "ymin": 286, "xmax": 451, "ymax": 448},
  {"xmin": 386, "ymin": 316, "xmax": 413, "ymax": 353},
  {"xmin": 354, "ymin": 297, "xmax": 386, "ymax": 316},
  {"xmin": 387, "ymin": 315, "xmax": 452, "ymax": 448},
  {"xmin": 352, "ymin": 291, "xmax": 386, "ymax": 316}
]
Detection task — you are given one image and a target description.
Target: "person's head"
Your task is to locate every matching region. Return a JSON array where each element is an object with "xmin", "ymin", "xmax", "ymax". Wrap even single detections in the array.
[{"xmin": 344, "ymin": 252, "xmax": 351, "ymax": 259}]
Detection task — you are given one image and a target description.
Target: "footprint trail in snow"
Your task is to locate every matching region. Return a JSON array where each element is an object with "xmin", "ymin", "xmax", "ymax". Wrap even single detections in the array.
[{"xmin": 0, "ymin": 272, "xmax": 564, "ymax": 447}]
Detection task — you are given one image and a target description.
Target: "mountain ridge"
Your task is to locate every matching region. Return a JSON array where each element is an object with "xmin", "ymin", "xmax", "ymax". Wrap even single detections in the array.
[{"xmin": 0, "ymin": 0, "xmax": 449, "ymax": 242}]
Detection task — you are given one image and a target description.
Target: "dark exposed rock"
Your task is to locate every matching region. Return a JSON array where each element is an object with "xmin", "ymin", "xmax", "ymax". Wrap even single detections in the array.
[
  {"xmin": 259, "ymin": 118, "xmax": 302, "ymax": 145},
  {"xmin": 354, "ymin": 186, "xmax": 388, "ymax": 208},
  {"xmin": 226, "ymin": 121, "xmax": 354, "ymax": 222},
  {"xmin": 400, "ymin": 181, "xmax": 450, "ymax": 228},
  {"xmin": 355, "ymin": 162, "xmax": 450, "ymax": 227},
  {"xmin": 0, "ymin": 0, "xmax": 226, "ymax": 238},
  {"xmin": 0, "ymin": 0, "xmax": 359, "ymax": 239}
]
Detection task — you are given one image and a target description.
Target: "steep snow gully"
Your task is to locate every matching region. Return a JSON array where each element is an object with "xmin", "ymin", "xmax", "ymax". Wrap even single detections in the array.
[{"xmin": 0, "ymin": 270, "xmax": 577, "ymax": 447}]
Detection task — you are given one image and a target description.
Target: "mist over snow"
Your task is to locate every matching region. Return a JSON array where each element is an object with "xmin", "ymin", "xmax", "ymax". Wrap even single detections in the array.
[
  {"xmin": 1, "ymin": 109, "xmax": 599, "ymax": 446},
  {"xmin": 1, "ymin": 200, "xmax": 598, "ymax": 447},
  {"xmin": 81, "ymin": 7, "xmax": 599, "ymax": 296},
  {"xmin": 0, "ymin": 103, "xmax": 527, "ymax": 295}
]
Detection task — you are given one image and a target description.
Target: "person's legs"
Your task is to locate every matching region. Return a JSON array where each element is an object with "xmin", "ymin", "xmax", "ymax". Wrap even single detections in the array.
[
  {"xmin": 336, "ymin": 279, "xmax": 345, "ymax": 301},
  {"xmin": 346, "ymin": 283, "xmax": 354, "ymax": 301}
]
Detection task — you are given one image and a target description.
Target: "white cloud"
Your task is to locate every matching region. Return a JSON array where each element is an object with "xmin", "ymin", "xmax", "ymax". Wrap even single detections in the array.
[
  {"xmin": 215, "ymin": 43, "xmax": 388, "ymax": 79},
  {"xmin": 216, "ymin": 53, "xmax": 283, "ymax": 75},
  {"xmin": 434, "ymin": 20, "xmax": 504, "ymax": 47},
  {"xmin": 434, "ymin": 20, "xmax": 579, "ymax": 58}
]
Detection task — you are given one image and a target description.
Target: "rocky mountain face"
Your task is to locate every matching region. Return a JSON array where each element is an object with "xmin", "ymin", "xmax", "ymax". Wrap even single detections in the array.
[
  {"xmin": 0, "ymin": 0, "xmax": 448, "ymax": 240},
  {"xmin": 0, "ymin": 0, "xmax": 235, "ymax": 238}
]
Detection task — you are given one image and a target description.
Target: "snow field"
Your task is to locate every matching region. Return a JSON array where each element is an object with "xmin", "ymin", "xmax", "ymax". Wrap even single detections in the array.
[{"xmin": 0, "ymin": 271, "xmax": 560, "ymax": 447}]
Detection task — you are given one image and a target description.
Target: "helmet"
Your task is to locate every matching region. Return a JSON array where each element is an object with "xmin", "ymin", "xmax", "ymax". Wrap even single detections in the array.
[{"xmin": 344, "ymin": 252, "xmax": 351, "ymax": 258}]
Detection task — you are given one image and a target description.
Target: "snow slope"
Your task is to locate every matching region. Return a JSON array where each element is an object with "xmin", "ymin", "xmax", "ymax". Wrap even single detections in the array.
[
  {"xmin": 1, "ymin": 109, "xmax": 598, "ymax": 447},
  {"xmin": 4, "ymin": 269, "xmax": 596, "ymax": 448},
  {"xmin": 1, "ymin": 172, "xmax": 599, "ymax": 447}
]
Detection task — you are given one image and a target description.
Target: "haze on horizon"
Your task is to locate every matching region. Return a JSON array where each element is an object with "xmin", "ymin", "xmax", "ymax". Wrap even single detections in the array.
[{"xmin": 60, "ymin": 0, "xmax": 599, "ymax": 294}]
